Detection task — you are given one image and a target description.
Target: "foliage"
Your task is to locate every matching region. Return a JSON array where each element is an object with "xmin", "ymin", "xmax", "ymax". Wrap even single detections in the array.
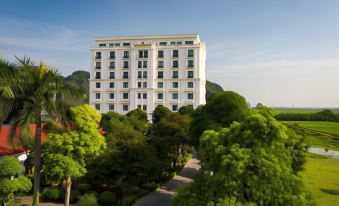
[
  {"xmin": 152, "ymin": 105, "xmax": 171, "ymax": 124},
  {"xmin": 70, "ymin": 189, "xmax": 81, "ymax": 203},
  {"xmin": 205, "ymin": 80, "xmax": 224, "ymax": 101},
  {"xmin": 190, "ymin": 91, "xmax": 249, "ymax": 148},
  {"xmin": 45, "ymin": 188, "xmax": 62, "ymax": 201},
  {"xmin": 173, "ymin": 108, "xmax": 313, "ymax": 206},
  {"xmin": 276, "ymin": 109, "xmax": 339, "ymax": 122},
  {"xmin": 126, "ymin": 109, "xmax": 149, "ymax": 133},
  {"xmin": 76, "ymin": 193, "xmax": 99, "ymax": 206},
  {"xmin": 98, "ymin": 191, "xmax": 116, "ymax": 205},
  {"xmin": 178, "ymin": 105, "xmax": 195, "ymax": 116},
  {"xmin": 64, "ymin": 70, "xmax": 90, "ymax": 103},
  {"xmin": 0, "ymin": 157, "xmax": 32, "ymax": 206}
]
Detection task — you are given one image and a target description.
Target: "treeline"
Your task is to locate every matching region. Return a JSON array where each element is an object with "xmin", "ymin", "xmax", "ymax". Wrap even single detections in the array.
[{"xmin": 275, "ymin": 109, "xmax": 339, "ymax": 122}]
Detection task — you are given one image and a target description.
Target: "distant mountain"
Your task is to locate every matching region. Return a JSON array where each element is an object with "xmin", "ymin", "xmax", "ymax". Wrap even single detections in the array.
[
  {"xmin": 64, "ymin": 70, "xmax": 90, "ymax": 102},
  {"xmin": 206, "ymin": 80, "xmax": 224, "ymax": 100},
  {"xmin": 63, "ymin": 70, "xmax": 223, "ymax": 103}
]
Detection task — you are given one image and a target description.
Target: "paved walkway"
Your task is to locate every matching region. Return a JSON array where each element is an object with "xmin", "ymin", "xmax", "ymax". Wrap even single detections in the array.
[{"xmin": 134, "ymin": 154, "xmax": 201, "ymax": 206}]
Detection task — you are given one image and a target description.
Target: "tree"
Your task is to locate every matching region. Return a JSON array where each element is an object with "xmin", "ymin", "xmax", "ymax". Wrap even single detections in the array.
[
  {"xmin": 173, "ymin": 109, "xmax": 313, "ymax": 206},
  {"xmin": 43, "ymin": 104, "xmax": 106, "ymax": 206},
  {"xmin": 127, "ymin": 108, "xmax": 149, "ymax": 133},
  {"xmin": 205, "ymin": 80, "xmax": 224, "ymax": 101},
  {"xmin": 0, "ymin": 57, "xmax": 83, "ymax": 206},
  {"xmin": 0, "ymin": 157, "xmax": 32, "ymax": 206},
  {"xmin": 178, "ymin": 105, "xmax": 195, "ymax": 116},
  {"xmin": 190, "ymin": 91, "xmax": 249, "ymax": 148},
  {"xmin": 152, "ymin": 105, "xmax": 171, "ymax": 124}
]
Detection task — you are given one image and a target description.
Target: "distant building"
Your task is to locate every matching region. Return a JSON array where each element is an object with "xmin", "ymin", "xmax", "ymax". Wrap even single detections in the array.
[{"xmin": 89, "ymin": 34, "xmax": 206, "ymax": 117}]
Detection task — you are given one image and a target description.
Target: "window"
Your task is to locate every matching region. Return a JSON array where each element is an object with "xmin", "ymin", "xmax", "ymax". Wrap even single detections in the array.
[
  {"xmin": 138, "ymin": 71, "xmax": 142, "ymax": 79},
  {"xmin": 158, "ymin": 71, "xmax": 163, "ymax": 79},
  {"xmin": 109, "ymin": 72, "xmax": 115, "ymax": 79},
  {"xmin": 123, "ymin": 93, "xmax": 128, "ymax": 99},
  {"xmin": 109, "ymin": 61, "xmax": 115, "ymax": 69},
  {"xmin": 172, "ymin": 82, "xmax": 179, "ymax": 88},
  {"xmin": 188, "ymin": 82, "xmax": 194, "ymax": 88},
  {"xmin": 109, "ymin": 93, "xmax": 114, "ymax": 99},
  {"xmin": 123, "ymin": 82, "xmax": 128, "ymax": 88},
  {"xmin": 109, "ymin": 104, "xmax": 114, "ymax": 111},
  {"xmin": 188, "ymin": 93, "xmax": 194, "ymax": 99},
  {"xmin": 123, "ymin": 42, "xmax": 130, "ymax": 46},
  {"xmin": 95, "ymin": 62, "xmax": 101, "ymax": 69},
  {"xmin": 173, "ymin": 50, "xmax": 178, "ymax": 57},
  {"xmin": 173, "ymin": 61, "xmax": 178, "ymax": 68},
  {"xmin": 177, "ymin": 41, "xmax": 182, "ymax": 45},
  {"xmin": 160, "ymin": 42, "xmax": 167, "ymax": 46},
  {"xmin": 95, "ymin": 72, "xmax": 101, "ymax": 79},
  {"xmin": 95, "ymin": 82, "xmax": 101, "ymax": 88},
  {"xmin": 172, "ymin": 93, "xmax": 178, "ymax": 99},
  {"xmin": 123, "ymin": 105, "xmax": 128, "ymax": 111},
  {"xmin": 99, "ymin": 43, "xmax": 106, "ymax": 47},
  {"xmin": 143, "ymin": 71, "xmax": 147, "ymax": 78},
  {"xmin": 123, "ymin": 51, "xmax": 129, "ymax": 58},
  {"xmin": 187, "ymin": 71, "xmax": 194, "ymax": 78},
  {"xmin": 158, "ymin": 50, "xmax": 164, "ymax": 58},
  {"xmin": 158, "ymin": 82, "xmax": 163, "ymax": 88},
  {"xmin": 110, "ymin": 51, "xmax": 115, "ymax": 59},
  {"xmin": 138, "ymin": 93, "xmax": 142, "ymax": 99},
  {"xmin": 172, "ymin": 71, "xmax": 179, "ymax": 78},
  {"xmin": 188, "ymin": 60, "xmax": 194, "ymax": 68},
  {"xmin": 138, "ymin": 82, "xmax": 142, "ymax": 88},
  {"xmin": 185, "ymin": 41, "xmax": 193, "ymax": 45},
  {"xmin": 138, "ymin": 61, "xmax": 142, "ymax": 68},
  {"xmin": 144, "ymin": 50, "xmax": 148, "ymax": 58},
  {"xmin": 170, "ymin": 41, "xmax": 176, "ymax": 45},
  {"xmin": 138, "ymin": 50, "xmax": 148, "ymax": 58},
  {"xmin": 115, "ymin": 43, "xmax": 120, "ymax": 46},
  {"xmin": 143, "ymin": 61, "xmax": 147, "ymax": 68},
  {"xmin": 188, "ymin": 50, "xmax": 194, "ymax": 57},
  {"xmin": 172, "ymin": 105, "xmax": 178, "ymax": 111},
  {"xmin": 109, "ymin": 43, "xmax": 114, "ymax": 47},
  {"xmin": 95, "ymin": 93, "xmax": 101, "ymax": 99},
  {"xmin": 142, "ymin": 105, "xmax": 147, "ymax": 111},
  {"xmin": 158, "ymin": 61, "xmax": 164, "ymax": 68},
  {"xmin": 143, "ymin": 82, "xmax": 147, "ymax": 88},
  {"xmin": 123, "ymin": 61, "xmax": 129, "ymax": 68},
  {"xmin": 158, "ymin": 93, "xmax": 163, "ymax": 99},
  {"xmin": 95, "ymin": 104, "xmax": 100, "ymax": 110},
  {"xmin": 95, "ymin": 52, "xmax": 101, "ymax": 59},
  {"xmin": 123, "ymin": 72, "xmax": 128, "ymax": 79},
  {"xmin": 143, "ymin": 93, "xmax": 147, "ymax": 99},
  {"xmin": 109, "ymin": 82, "xmax": 115, "ymax": 88},
  {"xmin": 138, "ymin": 105, "xmax": 142, "ymax": 109}
]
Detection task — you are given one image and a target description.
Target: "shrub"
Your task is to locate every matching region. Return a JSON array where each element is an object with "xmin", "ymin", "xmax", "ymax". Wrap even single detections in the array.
[
  {"xmin": 45, "ymin": 188, "xmax": 62, "ymax": 201},
  {"xmin": 98, "ymin": 191, "xmax": 116, "ymax": 205},
  {"xmin": 120, "ymin": 195, "xmax": 137, "ymax": 206},
  {"xmin": 85, "ymin": 190, "xmax": 99, "ymax": 197},
  {"xmin": 70, "ymin": 189, "xmax": 82, "ymax": 203},
  {"xmin": 77, "ymin": 194, "xmax": 99, "ymax": 206}
]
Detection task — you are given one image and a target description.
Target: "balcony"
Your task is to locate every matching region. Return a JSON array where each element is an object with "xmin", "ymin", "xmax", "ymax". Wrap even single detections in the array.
[{"xmin": 95, "ymin": 56, "xmax": 101, "ymax": 60}]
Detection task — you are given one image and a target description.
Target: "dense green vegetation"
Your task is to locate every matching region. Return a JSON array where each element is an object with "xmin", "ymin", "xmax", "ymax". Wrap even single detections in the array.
[
  {"xmin": 276, "ymin": 109, "xmax": 339, "ymax": 122},
  {"xmin": 276, "ymin": 109, "xmax": 339, "ymax": 114},
  {"xmin": 301, "ymin": 154, "xmax": 339, "ymax": 206},
  {"xmin": 64, "ymin": 71, "xmax": 90, "ymax": 102},
  {"xmin": 282, "ymin": 121, "xmax": 339, "ymax": 150},
  {"xmin": 173, "ymin": 93, "xmax": 312, "ymax": 206}
]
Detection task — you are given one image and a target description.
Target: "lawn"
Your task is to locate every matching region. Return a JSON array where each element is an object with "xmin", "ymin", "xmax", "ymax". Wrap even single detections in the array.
[
  {"xmin": 282, "ymin": 121, "xmax": 339, "ymax": 151},
  {"xmin": 276, "ymin": 109, "xmax": 339, "ymax": 114},
  {"xmin": 283, "ymin": 121, "xmax": 339, "ymax": 136},
  {"xmin": 301, "ymin": 154, "xmax": 339, "ymax": 206}
]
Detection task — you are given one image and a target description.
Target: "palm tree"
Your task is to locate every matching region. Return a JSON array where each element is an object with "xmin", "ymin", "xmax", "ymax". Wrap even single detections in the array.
[{"xmin": 0, "ymin": 57, "xmax": 84, "ymax": 206}]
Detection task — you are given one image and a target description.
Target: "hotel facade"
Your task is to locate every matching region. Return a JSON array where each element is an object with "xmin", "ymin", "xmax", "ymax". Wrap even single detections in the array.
[{"xmin": 89, "ymin": 34, "xmax": 206, "ymax": 117}]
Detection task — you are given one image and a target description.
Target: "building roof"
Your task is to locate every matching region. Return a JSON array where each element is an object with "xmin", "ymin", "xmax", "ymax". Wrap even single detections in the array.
[
  {"xmin": 95, "ymin": 34, "xmax": 200, "ymax": 42},
  {"xmin": 0, "ymin": 124, "xmax": 46, "ymax": 156}
]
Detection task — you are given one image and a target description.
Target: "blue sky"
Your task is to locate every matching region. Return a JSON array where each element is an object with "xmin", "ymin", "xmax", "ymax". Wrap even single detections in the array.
[{"xmin": 1, "ymin": 0, "xmax": 339, "ymax": 107}]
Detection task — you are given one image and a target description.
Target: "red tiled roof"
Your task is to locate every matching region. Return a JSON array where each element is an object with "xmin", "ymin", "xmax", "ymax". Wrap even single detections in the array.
[{"xmin": 0, "ymin": 124, "xmax": 46, "ymax": 156}]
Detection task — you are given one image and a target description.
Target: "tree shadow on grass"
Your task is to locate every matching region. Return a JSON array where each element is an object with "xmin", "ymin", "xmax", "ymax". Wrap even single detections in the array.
[{"xmin": 320, "ymin": 188, "xmax": 339, "ymax": 195}]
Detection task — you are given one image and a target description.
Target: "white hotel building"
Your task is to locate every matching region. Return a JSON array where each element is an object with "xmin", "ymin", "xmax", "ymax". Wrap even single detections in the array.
[{"xmin": 89, "ymin": 34, "xmax": 206, "ymax": 117}]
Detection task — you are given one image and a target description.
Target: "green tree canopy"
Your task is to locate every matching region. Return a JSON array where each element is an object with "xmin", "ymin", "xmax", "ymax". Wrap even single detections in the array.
[{"xmin": 173, "ymin": 109, "xmax": 312, "ymax": 206}]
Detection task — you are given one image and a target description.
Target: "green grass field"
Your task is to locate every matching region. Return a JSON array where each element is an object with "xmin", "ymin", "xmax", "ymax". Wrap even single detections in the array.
[
  {"xmin": 301, "ymin": 154, "xmax": 339, "ymax": 206},
  {"xmin": 282, "ymin": 121, "xmax": 339, "ymax": 151},
  {"xmin": 276, "ymin": 109, "xmax": 339, "ymax": 114}
]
